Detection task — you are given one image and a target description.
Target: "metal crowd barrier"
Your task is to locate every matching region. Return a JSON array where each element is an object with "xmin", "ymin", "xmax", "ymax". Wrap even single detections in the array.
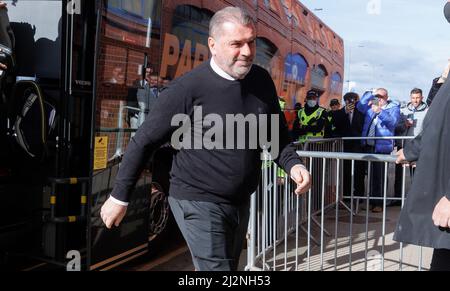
[{"xmin": 246, "ymin": 137, "xmax": 430, "ymax": 271}]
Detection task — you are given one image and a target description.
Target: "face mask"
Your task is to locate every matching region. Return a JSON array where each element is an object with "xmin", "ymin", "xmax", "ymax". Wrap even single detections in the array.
[
  {"xmin": 445, "ymin": 2, "xmax": 450, "ymax": 23},
  {"xmin": 307, "ymin": 100, "xmax": 317, "ymax": 107}
]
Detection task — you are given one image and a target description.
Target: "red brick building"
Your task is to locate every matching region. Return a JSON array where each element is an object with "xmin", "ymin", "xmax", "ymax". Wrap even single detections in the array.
[{"xmin": 96, "ymin": 0, "xmax": 344, "ymax": 157}]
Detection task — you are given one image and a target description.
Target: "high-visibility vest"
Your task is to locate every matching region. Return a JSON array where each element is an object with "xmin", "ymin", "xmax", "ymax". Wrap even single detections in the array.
[
  {"xmin": 279, "ymin": 99, "xmax": 286, "ymax": 111},
  {"xmin": 261, "ymin": 156, "xmax": 287, "ymax": 178},
  {"xmin": 298, "ymin": 107, "xmax": 326, "ymax": 142},
  {"xmin": 326, "ymin": 109, "xmax": 336, "ymax": 136}
]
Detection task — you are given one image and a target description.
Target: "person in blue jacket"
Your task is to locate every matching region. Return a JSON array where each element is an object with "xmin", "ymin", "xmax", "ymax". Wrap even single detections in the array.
[{"xmin": 357, "ymin": 88, "xmax": 400, "ymax": 212}]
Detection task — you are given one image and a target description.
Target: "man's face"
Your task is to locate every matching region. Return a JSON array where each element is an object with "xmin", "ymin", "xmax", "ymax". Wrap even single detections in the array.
[
  {"xmin": 208, "ymin": 22, "xmax": 256, "ymax": 79},
  {"xmin": 345, "ymin": 98, "xmax": 356, "ymax": 106},
  {"xmin": 149, "ymin": 75, "xmax": 159, "ymax": 88},
  {"xmin": 112, "ymin": 67, "xmax": 124, "ymax": 84},
  {"xmin": 345, "ymin": 98, "xmax": 356, "ymax": 112},
  {"xmin": 375, "ymin": 89, "xmax": 388, "ymax": 107},
  {"xmin": 410, "ymin": 93, "xmax": 423, "ymax": 108}
]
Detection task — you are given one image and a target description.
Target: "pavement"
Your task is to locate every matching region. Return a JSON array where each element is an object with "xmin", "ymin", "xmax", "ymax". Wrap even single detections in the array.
[
  {"xmin": 245, "ymin": 204, "xmax": 432, "ymax": 271},
  {"xmin": 131, "ymin": 204, "xmax": 432, "ymax": 271}
]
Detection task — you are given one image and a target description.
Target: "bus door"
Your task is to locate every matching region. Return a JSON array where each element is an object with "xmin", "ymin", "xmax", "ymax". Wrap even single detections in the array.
[
  {"xmin": 0, "ymin": 0, "xmax": 96, "ymax": 269},
  {"xmin": 89, "ymin": 0, "xmax": 164, "ymax": 271}
]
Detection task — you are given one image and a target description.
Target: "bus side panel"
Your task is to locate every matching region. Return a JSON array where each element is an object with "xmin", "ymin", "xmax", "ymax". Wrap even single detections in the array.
[{"xmin": 89, "ymin": 0, "xmax": 163, "ymax": 269}]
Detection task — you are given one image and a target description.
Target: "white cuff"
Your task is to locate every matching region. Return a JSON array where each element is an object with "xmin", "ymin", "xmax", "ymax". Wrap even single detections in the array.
[{"xmin": 109, "ymin": 195, "xmax": 129, "ymax": 206}]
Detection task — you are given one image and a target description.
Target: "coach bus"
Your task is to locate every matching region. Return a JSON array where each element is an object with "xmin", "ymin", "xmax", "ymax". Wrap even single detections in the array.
[{"xmin": 0, "ymin": 0, "xmax": 343, "ymax": 270}]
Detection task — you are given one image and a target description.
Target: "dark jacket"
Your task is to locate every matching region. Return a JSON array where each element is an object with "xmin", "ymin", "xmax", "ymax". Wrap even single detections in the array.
[
  {"xmin": 394, "ymin": 78, "xmax": 450, "ymax": 249},
  {"xmin": 0, "ymin": 7, "xmax": 15, "ymax": 165},
  {"xmin": 332, "ymin": 105, "xmax": 365, "ymax": 151},
  {"xmin": 426, "ymin": 77, "xmax": 443, "ymax": 106}
]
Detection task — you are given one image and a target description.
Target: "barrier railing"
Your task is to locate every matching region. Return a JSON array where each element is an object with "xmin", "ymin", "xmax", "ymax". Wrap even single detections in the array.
[{"xmin": 246, "ymin": 138, "xmax": 430, "ymax": 271}]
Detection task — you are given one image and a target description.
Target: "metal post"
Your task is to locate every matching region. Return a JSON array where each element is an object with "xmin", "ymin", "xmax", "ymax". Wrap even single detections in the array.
[
  {"xmin": 381, "ymin": 162, "xmax": 388, "ymax": 271},
  {"xmin": 399, "ymin": 165, "xmax": 406, "ymax": 271},
  {"xmin": 273, "ymin": 164, "xmax": 278, "ymax": 271},
  {"xmin": 307, "ymin": 157, "xmax": 313, "ymax": 271},
  {"xmin": 285, "ymin": 174, "xmax": 289, "ymax": 270},
  {"xmin": 334, "ymin": 159, "xmax": 340, "ymax": 271},
  {"xmin": 320, "ymin": 158, "xmax": 326, "ymax": 271},
  {"xmin": 349, "ymin": 160, "xmax": 355, "ymax": 270},
  {"xmin": 364, "ymin": 161, "xmax": 372, "ymax": 271},
  {"xmin": 247, "ymin": 191, "xmax": 257, "ymax": 271}
]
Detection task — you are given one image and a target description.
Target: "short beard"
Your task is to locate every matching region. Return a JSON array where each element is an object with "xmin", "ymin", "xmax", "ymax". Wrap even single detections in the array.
[
  {"xmin": 231, "ymin": 65, "xmax": 252, "ymax": 79},
  {"xmin": 229, "ymin": 58, "xmax": 253, "ymax": 79}
]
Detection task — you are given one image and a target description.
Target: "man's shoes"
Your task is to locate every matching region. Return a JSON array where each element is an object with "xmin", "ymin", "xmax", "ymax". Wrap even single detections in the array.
[{"xmin": 371, "ymin": 206, "xmax": 383, "ymax": 213}]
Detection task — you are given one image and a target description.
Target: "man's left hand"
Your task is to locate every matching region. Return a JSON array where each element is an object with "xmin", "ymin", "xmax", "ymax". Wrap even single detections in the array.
[
  {"xmin": 0, "ymin": 2, "xmax": 6, "ymax": 9},
  {"xmin": 432, "ymin": 196, "xmax": 450, "ymax": 228},
  {"xmin": 290, "ymin": 164, "xmax": 311, "ymax": 195}
]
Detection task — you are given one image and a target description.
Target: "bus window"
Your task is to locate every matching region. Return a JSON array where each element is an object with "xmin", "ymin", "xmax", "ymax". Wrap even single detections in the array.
[
  {"xmin": 91, "ymin": 1, "xmax": 164, "ymax": 268},
  {"xmin": 6, "ymin": 0, "xmax": 62, "ymax": 79},
  {"xmin": 105, "ymin": 0, "xmax": 162, "ymax": 48},
  {"xmin": 161, "ymin": 5, "xmax": 212, "ymax": 80},
  {"xmin": 97, "ymin": 0, "xmax": 162, "ymax": 163}
]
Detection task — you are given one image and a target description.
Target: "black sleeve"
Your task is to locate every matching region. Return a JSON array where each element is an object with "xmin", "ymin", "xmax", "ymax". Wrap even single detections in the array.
[
  {"xmin": 426, "ymin": 77, "xmax": 443, "ymax": 106},
  {"xmin": 332, "ymin": 111, "xmax": 347, "ymax": 138},
  {"xmin": 292, "ymin": 116, "xmax": 301, "ymax": 141},
  {"xmin": 395, "ymin": 113, "xmax": 407, "ymax": 136},
  {"xmin": 110, "ymin": 81, "xmax": 191, "ymax": 202},
  {"xmin": 403, "ymin": 132, "xmax": 422, "ymax": 162}
]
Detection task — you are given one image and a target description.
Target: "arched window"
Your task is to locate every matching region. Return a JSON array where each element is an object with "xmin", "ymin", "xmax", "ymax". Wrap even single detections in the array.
[
  {"xmin": 284, "ymin": 53, "xmax": 308, "ymax": 85},
  {"xmin": 255, "ymin": 37, "xmax": 280, "ymax": 74},
  {"xmin": 311, "ymin": 64, "xmax": 328, "ymax": 90},
  {"xmin": 331, "ymin": 72, "xmax": 342, "ymax": 94}
]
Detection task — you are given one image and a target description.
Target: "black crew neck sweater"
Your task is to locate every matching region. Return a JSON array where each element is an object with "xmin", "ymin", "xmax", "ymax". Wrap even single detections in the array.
[{"xmin": 111, "ymin": 61, "xmax": 303, "ymax": 205}]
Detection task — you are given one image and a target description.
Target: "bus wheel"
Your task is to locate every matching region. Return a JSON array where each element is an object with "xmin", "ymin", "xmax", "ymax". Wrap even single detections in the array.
[{"xmin": 148, "ymin": 182, "xmax": 169, "ymax": 241}]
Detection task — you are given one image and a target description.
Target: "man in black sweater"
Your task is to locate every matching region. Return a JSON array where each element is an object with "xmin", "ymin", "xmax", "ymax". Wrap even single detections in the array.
[{"xmin": 100, "ymin": 6, "xmax": 311, "ymax": 271}]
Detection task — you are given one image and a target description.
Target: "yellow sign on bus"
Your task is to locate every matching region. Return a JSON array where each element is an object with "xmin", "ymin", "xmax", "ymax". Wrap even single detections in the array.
[{"xmin": 94, "ymin": 136, "xmax": 108, "ymax": 170}]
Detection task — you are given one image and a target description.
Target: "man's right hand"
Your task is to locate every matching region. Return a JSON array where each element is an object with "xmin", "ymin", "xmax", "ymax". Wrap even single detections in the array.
[
  {"xmin": 100, "ymin": 197, "xmax": 128, "ymax": 229},
  {"xmin": 290, "ymin": 164, "xmax": 312, "ymax": 195}
]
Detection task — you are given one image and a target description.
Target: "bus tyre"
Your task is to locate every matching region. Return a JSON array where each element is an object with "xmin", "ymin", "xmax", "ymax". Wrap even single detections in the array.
[{"xmin": 148, "ymin": 182, "xmax": 169, "ymax": 241}]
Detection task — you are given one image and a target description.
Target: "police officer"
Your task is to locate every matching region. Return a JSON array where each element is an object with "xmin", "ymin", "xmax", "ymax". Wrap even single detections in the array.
[{"xmin": 297, "ymin": 90, "xmax": 328, "ymax": 142}]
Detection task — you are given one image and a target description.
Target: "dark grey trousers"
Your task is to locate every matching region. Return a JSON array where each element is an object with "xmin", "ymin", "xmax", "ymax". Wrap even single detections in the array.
[{"xmin": 168, "ymin": 196, "xmax": 250, "ymax": 271}]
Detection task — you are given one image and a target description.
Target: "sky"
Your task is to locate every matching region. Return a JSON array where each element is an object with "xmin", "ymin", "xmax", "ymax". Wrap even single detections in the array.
[{"xmin": 301, "ymin": 0, "xmax": 450, "ymax": 102}]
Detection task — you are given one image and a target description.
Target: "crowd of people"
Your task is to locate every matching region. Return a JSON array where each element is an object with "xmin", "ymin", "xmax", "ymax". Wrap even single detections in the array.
[{"xmin": 289, "ymin": 85, "xmax": 431, "ymax": 213}]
